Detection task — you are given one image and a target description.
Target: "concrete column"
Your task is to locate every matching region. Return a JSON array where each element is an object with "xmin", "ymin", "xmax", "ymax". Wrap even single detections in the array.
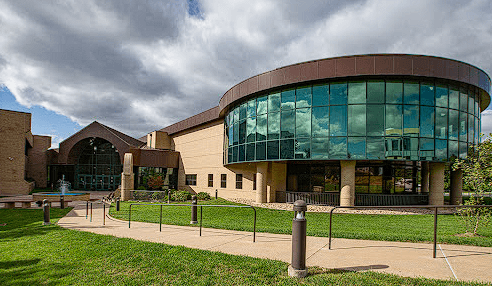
[
  {"xmin": 340, "ymin": 160, "xmax": 356, "ymax": 207},
  {"xmin": 256, "ymin": 162, "xmax": 268, "ymax": 203},
  {"xmin": 428, "ymin": 162, "xmax": 445, "ymax": 205},
  {"xmin": 121, "ymin": 153, "xmax": 134, "ymax": 201},
  {"xmin": 270, "ymin": 163, "xmax": 287, "ymax": 203},
  {"xmin": 450, "ymin": 169, "xmax": 463, "ymax": 205},
  {"xmin": 421, "ymin": 161, "xmax": 429, "ymax": 193}
]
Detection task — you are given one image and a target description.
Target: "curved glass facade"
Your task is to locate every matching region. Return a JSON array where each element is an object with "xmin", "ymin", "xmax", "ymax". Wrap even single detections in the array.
[{"xmin": 224, "ymin": 79, "xmax": 481, "ymax": 164}]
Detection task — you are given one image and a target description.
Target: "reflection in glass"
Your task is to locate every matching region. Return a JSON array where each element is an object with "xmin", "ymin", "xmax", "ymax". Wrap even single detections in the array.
[
  {"xmin": 348, "ymin": 105, "xmax": 366, "ymax": 136},
  {"xmin": 312, "ymin": 107, "xmax": 329, "ymax": 137},
  {"xmin": 268, "ymin": 92, "xmax": 281, "ymax": 113},
  {"xmin": 329, "ymin": 137, "xmax": 347, "ymax": 158},
  {"xmin": 312, "ymin": 84, "xmax": 329, "ymax": 106},
  {"xmin": 281, "ymin": 89, "xmax": 295, "ymax": 110},
  {"xmin": 459, "ymin": 112, "xmax": 467, "ymax": 142},
  {"xmin": 449, "ymin": 87, "xmax": 459, "ymax": 110},
  {"xmin": 367, "ymin": 81, "xmax": 384, "ymax": 103},
  {"xmin": 435, "ymin": 139, "xmax": 447, "ymax": 160},
  {"xmin": 348, "ymin": 82, "xmax": 366, "ymax": 104},
  {"xmin": 449, "ymin": 140, "xmax": 458, "ymax": 158},
  {"xmin": 228, "ymin": 125, "xmax": 233, "ymax": 146},
  {"xmin": 348, "ymin": 137, "xmax": 366, "ymax": 159},
  {"xmin": 296, "ymin": 86, "xmax": 312, "ymax": 108},
  {"xmin": 238, "ymin": 144, "xmax": 245, "ymax": 162},
  {"xmin": 468, "ymin": 114, "xmax": 474, "ymax": 144},
  {"xmin": 296, "ymin": 108, "xmax": 311, "ymax": 138},
  {"xmin": 468, "ymin": 96, "xmax": 475, "ymax": 114},
  {"xmin": 404, "ymin": 82, "xmax": 419, "ymax": 105},
  {"xmin": 239, "ymin": 120, "xmax": 246, "ymax": 144},
  {"xmin": 386, "ymin": 81, "xmax": 403, "ymax": 104},
  {"xmin": 257, "ymin": 96, "xmax": 268, "ymax": 115},
  {"xmin": 459, "ymin": 141, "xmax": 467, "ymax": 159},
  {"xmin": 256, "ymin": 141, "xmax": 266, "ymax": 160},
  {"xmin": 280, "ymin": 139, "xmax": 294, "ymax": 159},
  {"xmin": 385, "ymin": 137, "xmax": 401, "ymax": 158},
  {"xmin": 311, "ymin": 138, "xmax": 328, "ymax": 159},
  {"xmin": 460, "ymin": 87, "xmax": 468, "ymax": 112},
  {"xmin": 246, "ymin": 117, "xmax": 256, "ymax": 143},
  {"xmin": 232, "ymin": 146, "xmax": 238, "ymax": 163},
  {"xmin": 330, "ymin": 82, "xmax": 347, "ymax": 105},
  {"xmin": 233, "ymin": 108, "xmax": 239, "ymax": 123},
  {"xmin": 435, "ymin": 108, "xmax": 447, "ymax": 139},
  {"xmin": 367, "ymin": 105, "xmax": 384, "ymax": 136},
  {"xmin": 247, "ymin": 99, "xmax": 256, "ymax": 117},
  {"xmin": 281, "ymin": 110, "xmax": 295, "ymax": 139},
  {"xmin": 420, "ymin": 106, "xmax": 435, "ymax": 138},
  {"xmin": 330, "ymin": 105, "xmax": 347, "ymax": 136},
  {"xmin": 403, "ymin": 105, "xmax": 419, "ymax": 137},
  {"xmin": 268, "ymin": 112, "xmax": 280, "ymax": 140},
  {"xmin": 436, "ymin": 85, "xmax": 448, "ymax": 107},
  {"xmin": 239, "ymin": 103, "xmax": 247, "ymax": 120},
  {"xmin": 449, "ymin": 109, "xmax": 459, "ymax": 140},
  {"xmin": 295, "ymin": 138, "xmax": 310, "ymax": 159},
  {"xmin": 246, "ymin": 143, "xmax": 255, "ymax": 161},
  {"xmin": 267, "ymin": 140, "xmax": 279, "ymax": 160},
  {"xmin": 385, "ymin": 105, "xmax": 402, "ymax": 136},
  {"xmin": 403, "ymin": 137, "xmax": 418, "ymax": 160},
  {"xmin": 233, "ymin": 122, "xmax": 239, "ymax": 145},
  {"xmin": 256, "ymin": 114, "xmax": 267, "ymax": 141},
  {"xmin": 419, "ymin": 138, "xmax": 434, "ymax": 159},
  {"xmin": 420, "ymin": 83, "xmax": 435, "ymax": 106}
]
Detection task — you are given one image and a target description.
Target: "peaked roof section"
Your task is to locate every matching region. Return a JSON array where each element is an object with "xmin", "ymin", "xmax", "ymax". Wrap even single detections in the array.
[{"xmin": 60, "ymin": 121, "xmax": 144, "ymax": 147}]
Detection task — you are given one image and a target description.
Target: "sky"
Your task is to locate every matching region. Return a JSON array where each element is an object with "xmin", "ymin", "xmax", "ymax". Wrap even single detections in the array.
[{"xmin": 1, "ymin": 0, "xmax": 492, "ymax": 149}]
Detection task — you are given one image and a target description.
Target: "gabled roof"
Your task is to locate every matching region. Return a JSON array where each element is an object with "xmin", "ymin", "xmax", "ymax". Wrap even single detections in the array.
[{"xmin": 60, "ymin": 121, "xmax": 144, "ymax": 147}]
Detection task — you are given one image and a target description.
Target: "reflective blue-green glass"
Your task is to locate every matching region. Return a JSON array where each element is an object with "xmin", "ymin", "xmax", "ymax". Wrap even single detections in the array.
[
  {"xmin": 296, "ymin": 108, "xmax": 311, "ymax": 138},
  {"xmin": 420, "ymin": 83, "xmax": 435, "ymax": 106},
  {"xmin": 367, "ymin": 81, "xmax": 384, "ymax": 103},
  {"xmin": 475, "ymin": 100, "xmax": 479, "ymax": 117},
  {"xmin": 385, "ymin": 137, "xmax": 401, "ymax": 158},
  {"xmin": 449, "ymin": 87, "xmax": 459, "ymax": 110},
  {"xmin": 268, "ymin": 112, "xmax": 280, "ymax": 140},
  {"xmin": 228, "ymin": 126, "xmax": 233, "ymax": 146},
  {"xmin": 348, "ymin": 82, "xmax": 366, "ymax": 104},
  {"xmin": 459, "ymin": 111, "xmax": 467, "ymax": 142},
  {"xmin": 296, "ymin": 86, "xmax": 312, "ymax": 108},
  {"xmin": 247, "ymin": 99, "xmax": 256, "ymax": 117},
  {"xmin": 404, "ymin": 82, "xmax": 419, "ymax": 105},
  {"xmin": 460, "ymin": 88, "xmax": 468, "ymax": 112},
  {"xmin": 367, "ymin": 105, "xmax": 384, "ymax": 136},
  {"xmin": 312, "ymin": 107, "xmax": 329, "ymax": 137},
  {"xmin": 330, "ymin": 105, "xmax": 347, "ymax": 136},
  {"xmin": 348, "ymin": 105, "xmax": 366, "ymax": 136},
  {"xmin": 329, "ymin": 137, "xmax": 347, "ymax": 158},
  {"xmin": 246, "ymin": 143, "xmax": 255, "ymax": 161},
  {"xmin": 311, "ymin": 138, "xmax": 328, "ymax": 159},
  {"xmin": 281, "ymin": 89, "xmax": 295, "ymax": 110},
  {"xmin": 386, "ymin": 81, "xmax": 403, "ymax": 104},
  {"xmin": 256, "ymin": 114, "xmax": 267, "ymax": 141},
  {"xmin": 238, "ymin": 144, "xmax": 245, "ymax": 162},
  {"xmin": 239, "ymin": 120, "xmax": 246, "ymax": 144},
  {"xmin": 257, "ymin": 96, "xmax": 268, "ymax": 115},
  {"xmin": 256, "ymin": 141, "xmax": 266, "ymax": 160},
  {"xmin": 232, "ymin": 146, "xmax": 238, "ymax": 163},
  {"xmin": 312, "ymin": 84, "xmax": 329, "ymax": 106},
  {"xmin": 420, "ymin": 106, "xmax": 434, "ymax": 138},
  {"xmin": 403, "ymin": 137, "xmax": 418, "ymax": 160},
  {"xmin": 281, "ymin": 110, "xmax": 295, "ymax": 139},
  {"xmin": 228, "ymin": 147, "xmax": 232, "ymax": 163},
  {"xmin": 348, "ymin": 137, "xmax": 366, "ymax": 159},
  {"xmin": 295, "ymin": 138, "xmax": 310, "ymax": 159},
  {"xmin": 403, "ymin": 105, "xmax": 419, "ymax": 137},
  {"xmin": 449, "ymin": 109, "xmax": 459, "ymax": 140},
  {"xmin": 267, "ymin": 140, "xmax": 279, "ymax": 160},
  {"xmin": 330, "ymin": 82, "xmax": 347, "ymax": 105},
  {"xmin": 385, "ymin": 105, "xmax": 402, "ymax": 136},
  {"xmin": 239, "ymin": 103, "xmax": 247, "ymax": 120},
  {"xmin": 475, "ymin": 117, "xmax": 479, "ymax": 144},
  {"xmin": 419, "ymin": 138, "xmax": 434, "ymax": 159},
  {"xmin": 435, "ymin": 139, "xmax": 447, "ymax": 160},
  {"xmin": 246, "ymin": 117, "xmax": 256, "ymax": 143},
  {"xmin": 449, "ymin": 140, "xmax": 458, "ymax": 158},
  {"xmin": 436, "ymin": 85, "xmax": 448, "ymax": 108},
  {"xmin": 468, "ymin": 114, "xmax": 474, "ymax": 143},
  {"xmin": 367, "ymin": 137, "xmax": 384, "ymax": 159},
  {"xmin": 280, "ymin": 139, "xmax": 294, "ymax": 159},
  {"xmin": 435, "ymin": 108, "xmax": 447, "ymax": 139},
  {"xmin": 268, "ymin": 92, "xmax": 281, "ymax": 113},
  {"xmin": 468, "ymin": 96, "xmax": 475, "ymax": 114},
  {"xmin": 459, "ymin": 141, "xmax": 467, "ymax": 159},
  {"xmin": 233, "ymin": 107, "xmax": 239, "ymax": 123},
  {"xmin": 233, "ymin": 122, "xmax": 239, "ymax": 145}
]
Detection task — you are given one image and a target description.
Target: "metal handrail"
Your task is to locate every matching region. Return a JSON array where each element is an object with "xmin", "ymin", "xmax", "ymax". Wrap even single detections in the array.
[
  {"xmin": 86, "ymin": 200, "xmax": 110, "ymax": 225},
  {"xmin": 128, "ymin": 203, "xmax": 257, "ymax": 242},
  {"xmin": 328, "ymin": 204, "xmax": 492, "ymax": 258}
]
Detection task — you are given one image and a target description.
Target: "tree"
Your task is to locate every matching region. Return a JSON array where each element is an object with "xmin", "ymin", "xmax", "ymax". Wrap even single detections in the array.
[
  {"xmin": 452, "ymin": 134, "xmax": 492, "ymax": 235},
  {"xmin": 147, "ymin": 174, "xmax": 164, "ymax": 190}
]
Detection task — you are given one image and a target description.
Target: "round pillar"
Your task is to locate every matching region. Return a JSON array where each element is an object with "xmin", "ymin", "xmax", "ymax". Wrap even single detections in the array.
[
  {"xmin": 340, "ymin": 160, "xmax": 356, "ymax": 207},
  {"xmin": 256, "ymin": 162, "xmax": 268, "ymax": 203},
  {"xmin": 428, "ymin": 162, "xmax": 445, "ymax": 205},
  {"xmin": 421, "ymin": 161, "xmax": 429, "ymax": 193},
  {"xmin": 450, "ymin": 169, "xmax": 463, "ymax": 205}
]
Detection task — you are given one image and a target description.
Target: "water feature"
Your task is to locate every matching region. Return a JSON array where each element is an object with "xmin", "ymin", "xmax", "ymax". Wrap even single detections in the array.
[{"xmin": 33, "ymin": 174, "xmax": 90, "ymax": 203}]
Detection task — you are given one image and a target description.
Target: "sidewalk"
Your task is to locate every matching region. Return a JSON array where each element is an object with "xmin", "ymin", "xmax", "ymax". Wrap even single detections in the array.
[{"xmin": 57, "ymin": 201, "xmax": 492, "ymax": 283}]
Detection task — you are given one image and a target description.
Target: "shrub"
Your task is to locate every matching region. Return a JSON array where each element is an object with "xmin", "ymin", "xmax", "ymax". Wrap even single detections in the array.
[
  {"xmin": 171, "ymin": 190, "xmax": 192, "ymax": 201},
  {"xmin": 151, "ymin": 191, "xmax": 167, "ymax": 201},
  {"xmin": 196, "ymin": 192, "xmax": 211, "ymax": 200}
]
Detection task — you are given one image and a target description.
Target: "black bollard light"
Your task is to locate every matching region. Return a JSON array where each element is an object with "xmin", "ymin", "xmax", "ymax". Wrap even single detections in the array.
[
  {"xmin": 215, "ymin": 189, "xmax": 218, "ymax": 200},
  {"xmin": 116, "ymin": 198, "xmax": 120, "ymax": 211},
  {"xmin": 60, "ymin": 195, "xmax": 65, "ymax": 209},
  {"xmin": 191, "ymin": 195, "xmax": 198, "ymax": 224},
  {"xmin": 289, "ymin": 200, "xmax": 308, "ymax": 278},
  {"xmin": 43, "ymin": 199, "xmax": 51, "ymax": 225}
]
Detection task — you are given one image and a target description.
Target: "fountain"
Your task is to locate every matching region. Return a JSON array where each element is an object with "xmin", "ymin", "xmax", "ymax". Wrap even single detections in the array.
[{"xmin": 33, "ymin": 175, "xmax": 90, "ymax": 204}]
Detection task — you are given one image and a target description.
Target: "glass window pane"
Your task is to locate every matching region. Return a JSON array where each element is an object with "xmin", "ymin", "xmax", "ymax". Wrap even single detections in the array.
[
  {"xmin": 246, "ymin": 117, "xmax": 256, "ymax": 143},
  {"xmin": 296, "ymin": 86, "xmax": 312, "ymax": 108},
  {"xmin": 281, "ymin": 110, "xmax": 295, "ymax": 139},
  {"xmin": 385, "ymin": 137, "xmax": 402, "ymax": 159},
  {"xmin": 475, "ymin": 99, "xmax": 479, "ymax": 117},
  {"xmin": 348, "ymin": 137, "xmax": 366, "ymax": 159},
  {"xmin": 311, "ymin": 138, "xmax": 328, "ymax": 159},
  {"xmin": 435, "ymin": 108, "xmax": 447, "ymax": 139},
  {"xmin": 239, "ymin": 120, "xmax": 246, "ymax": 144},
  {"xmin": 233, "ymin": 107, "xmax": 239, "ymax": 123},
  {"xmin": 348, "ymin": 82, "xmax": 366, "ymax": 104},
  {"xmin": 460, "ymin": 87, "xmax": 468, "ymax": 112},
  {"xmin": 459, "ymin": 142, "xmax": 467, "ymax": 159},
  {"xmin": 435, "ymin": 139, "xmax": 447, "ymax": 160},
  {"xmin": 367, "ymin": 105, "xmax": 384, "ymax": 136},
  {"xmin": 232, "ymin": 146, "xmax": 238, "ymax": 163},
  {"xmin": 312, "ymin": 106, "xmax": 329, "ymax": 138},
  {"xmin": 246, "ymin": 143, "xmax": 255, "ymax": 161},
  {"xmin": 228, "ymin": 125, "xmax": 233, "ymax": 146},
  {"xmin": 281, "ymin": 89, "xmax": 295, "ymax": 110},
  {"xmin": 459, "ymin": 111, "xmax": 467, "ymax": 141},
  {"xmin": 233, "ymin": 122, "xmax": 239, "ymax": 145},
  {"xmin": 227, "ymin": 147, "xmax": 232, "ymax": 163},
  {"xmin": 329, "ymin": 137, "xmax": 347, "ymax": 159},
  {"xmin": 280, "ymin": 139, "xmax": 294, "ymax": 159},
  {"xmin": 436, "ymin": 85, "xmax": 448, "ymax": 108},
  {"xmin": 312, "ymin": 84, "xmax": 329, "ymax": 106},
  {"xmin": 403, "ymin": 137, "xmax": 418, "ymax": 160},
  {"xmin": 257, "ymin": 96, "xmax": 268, "ymax": 115},
  {"xmin": 386, "ymin": 81, "xmax": 403, "ymax": 104},
  {"xmin": 247, "ymin": 98, "xmax": 256, "ymax": 117},
  {"xmin": 468, "ymin": 114, "xmax": 474, "ymax": 143},
  {"xmin": 475, "ymin": 117, "xmax": 479, "ymax": 144},
  {"xmin": 256, "ymin": 114, "xmax": 267, "ymax": 141},
  {"xmin": 268, "ymin": 112, "xmax": 280, "ymax": 140},
  {"xmin": 295, "ymin": 138, "xmax": 310, "ymax": 159},
  {"xmin": 330, "ymin": 82, "xmax": 347, "ymax": 105},
  {"xmin": 419, "ymin": 138, "xmax": 434, "ymax": 159},
  {"xmin": 420, "ymin": 106, "xmax": 435, "ymax": 138},
  {"xmin": 256, "ymin": 141, "xmax": 266, "ymax": 160},
  {"xmin": 238, "ymin": 144, "xmax": 245, "ymax": 162},
  {"xmin": 404, "ymin": 82, "xmax": 419, "ymax": 105},
  {"xmin": 239, "ymin": 103, "xmax": 247, "ymax": 120},
  {"xmin": 268, "ymin": 92, "xmax": 281, "ymax": 113},
  {"xmin": 468, "ymin": 95, "xmax": 475, "ymax": 114},
  {"xmin": 267, "ymin": 140, "xmax": 279, "ymax": 160},
  {"xmin": 367, "ymin": 137, "xmax": 385, "ymax": 159},
  {"xmin": 449, "ymin": 109, "xmax": 459, "ymax": 140},
  {"xmin": 296, "ymin": 108, "xmax": 311, "ymax": 138},
  {"xmin": 403, "ymin": 105, "xmax": 419, "ymax": 137},
  {"xmin": 367, "ymin": 81, "xmax": 384, "ymax": 103},
  {"xmin": 449, "ymin": 140, "xmax": 458, "ymax": 158},
  {"xmin": 348, "ymin": 105, "xmax": 366, "ymax": 136},
  {"xmin": 330, "ymin": 105, "xmax": 347, "ymax": 136},
  {"xmin": 420, "ymin": 83, "xmax": 435, "ymax": 106},
  {"xmin": 385, "ymin": 105, "xmax": 402, "ymax": 136},
  {"xmin": 449, "ymin": 87, "xmax": 459, "ymax": 109}
]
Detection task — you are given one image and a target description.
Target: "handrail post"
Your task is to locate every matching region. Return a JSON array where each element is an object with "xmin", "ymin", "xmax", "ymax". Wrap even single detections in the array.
[
  {"xmin": 251, "ymin": 206, "xmax": 256, "ymax": 242},
  {"xmin": 86, "ymin": 201, "xmax": 88, "ymax": 219},
  {"xmin": 160, "ymin": 205, "xmax": 163, "ymax": 232},
  {"xmin": 433, "ymin": 207, "xmax": 438, "ymax": 258},
  {"xmin": 329, "ymin": 207, "xmax": 336, "ymax": 250},
  {"xmin": 129, "ymin": 204, "xmax": 132, "ymax": 228},
  {"xmin": 90, "ymin": 202, "xmax": 93, "ymax": 222},
  {"xmin": 199, "ymin": 206, "xmax": 203, "ymax": 236},
  {"xmin": 103, "ymin": 203, "xmax": 106, "ymax": 226}
]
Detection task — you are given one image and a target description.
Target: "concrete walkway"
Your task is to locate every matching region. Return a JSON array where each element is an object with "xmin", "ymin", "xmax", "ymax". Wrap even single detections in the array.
[{"xmin": 57, "ymin": 201, "xmax": 492, "ymax": 283}]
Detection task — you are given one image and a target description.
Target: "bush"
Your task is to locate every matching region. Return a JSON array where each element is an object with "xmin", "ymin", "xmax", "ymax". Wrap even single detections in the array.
[
  {"xmin": 137, "ymin": 186, "xmax": 146, "ymax": 190},
  {"xmin": 151, "ymin": 191, "xmax": 167, "ymax": 201},
  {"xmin": 196, "ymin": 192, "xmax": 211, "ymax": 200},
  {"xmin": 171, "ymin": 190, "xmax": 192, "ymax": 201}
]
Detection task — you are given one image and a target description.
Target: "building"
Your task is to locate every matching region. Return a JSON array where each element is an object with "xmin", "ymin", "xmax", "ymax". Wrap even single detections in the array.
[{"xmin": 2, "ymin": 54, "xmax": 490, "ymax": 206}]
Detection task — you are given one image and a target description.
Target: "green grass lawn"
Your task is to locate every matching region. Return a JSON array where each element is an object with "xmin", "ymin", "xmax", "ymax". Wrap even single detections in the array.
[
  {"xmin": 1, "ymin": 209, "xmax": 490, "ymax": 285},
  {"xmin": 110, "ymin": 199, "xmax": 492, "ymax": 247}
]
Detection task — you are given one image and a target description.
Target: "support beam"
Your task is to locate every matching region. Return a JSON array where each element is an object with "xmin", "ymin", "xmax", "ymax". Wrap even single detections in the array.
[
  {"xmin": 256, "ymin": 162, "xmax": 268, "ymax": 203},
  {"xmin": 450, "ymin": 169, "xmax": 463, "ymax": 205},
  {"xmin": 121, "ymin": 153, "xmax": 134, "ymax": 201},
  {"xmin": 421, "ymin": 161, "xmax": 429, "ymax": 193},
  {"xmin": 270, "ymin": 163, "xmax": 286, "ymax": 203},
  {"xmin": 428, "ymin": 162, "xmax": 445, "ymax": 205},
  {"xmin": 340, "ymin": 160, "xmax": 356, "ymax": 207}
]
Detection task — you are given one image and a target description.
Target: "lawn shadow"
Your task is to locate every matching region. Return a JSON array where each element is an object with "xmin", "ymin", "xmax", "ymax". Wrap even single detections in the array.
[
  {"xmin": 309, "ymin": 264, "xmax": 389, "ymax": 276},
  {"xmin": 0, "ymin": 259, "xmax": 41, "ymax": 269}
]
